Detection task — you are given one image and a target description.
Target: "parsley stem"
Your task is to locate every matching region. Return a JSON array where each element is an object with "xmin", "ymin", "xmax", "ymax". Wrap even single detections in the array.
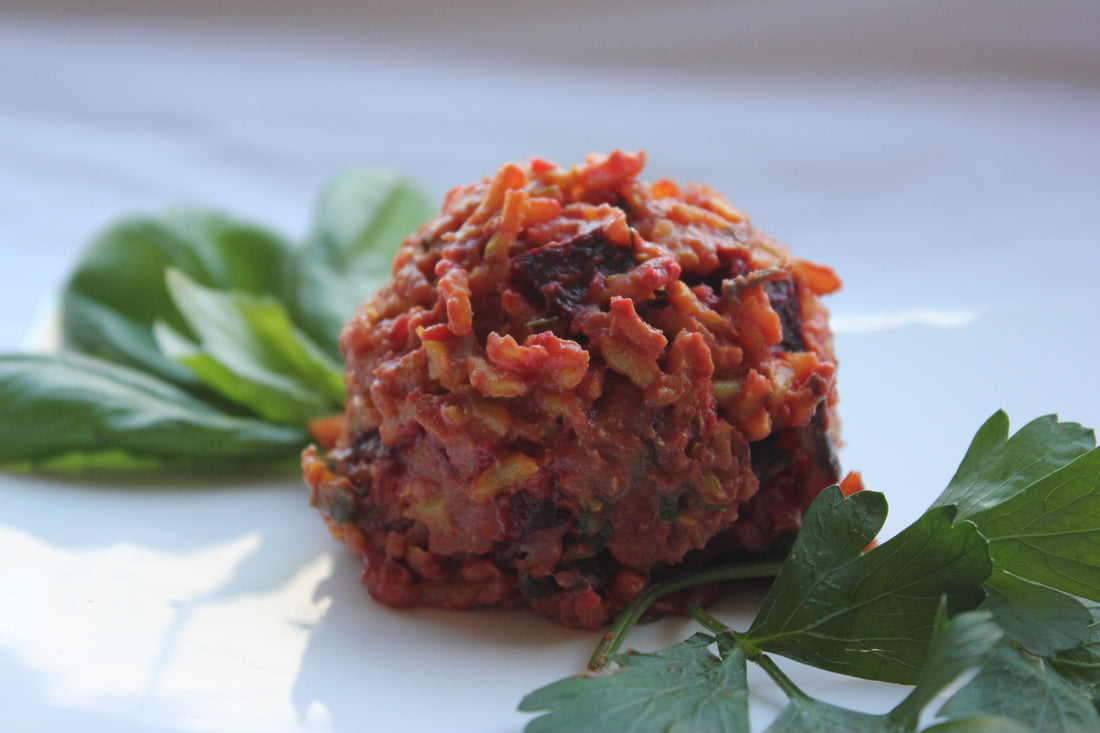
[
  {"xmin": 686, "ymin": 602, "xmax": 806, "ymax": 701},
  {"xmin": 686, "ymin": 603, "xmax": 729, "ymax": 635},
  {"xmin": 587, "ymin": 558, "xmax": 785, "ymax": 670},
  {"xmin": 755, "ymin": 653, "xmax": 806, "ymax": 701}
]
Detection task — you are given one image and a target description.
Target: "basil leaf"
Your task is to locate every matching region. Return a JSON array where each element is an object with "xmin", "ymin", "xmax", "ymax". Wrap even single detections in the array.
[
  {"xmin": 60, "ymin": 289, "xmax": 198, "ymax": 389},
  {"xmin": 932, "ymin": 411, "xmax": 1095, "ymax": 520},
  {"xmin": 294, "ymin": 168, "xmax": 436, "ymax": 356},
  {"xmin": 939, "ymin": 643, "xmax": 1100, "ymax": 732},
  {"xmin": 745, "ymin": 486, "xmax": 991, "ymax": 684},
  {"xmin": 235, "ymin": 291, "xmax": 345, "ymax": 405},
  {"xmin": 0, "ymin": 353, "xmax": 306, "ymax": 467},
  {"xmin": 519, "ymin": 633, "xmax": 750, "ymax": 733},
  {"xmin": 60, "ymin": 209, "xmax": 298, "ymax": 387},
  {"xmin": 154, "ymin": 323, "xmax": 325, "ymax": 427},
  {"xmin": 980, "ymin": 569, "xmax": 1092, "ymax": 657},
  {"xmin": 157, "ymin": 269, "xmax": 341, "ymax": 424},
  {"xmin": 31, "ymin": 171, "xmax": 433, "ymax": 471}
]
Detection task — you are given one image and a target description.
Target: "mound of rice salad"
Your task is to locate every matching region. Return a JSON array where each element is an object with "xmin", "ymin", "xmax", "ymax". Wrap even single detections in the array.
[{"xmin": 303, "ymin": 150, "xmax": 856, "ymax": 629}]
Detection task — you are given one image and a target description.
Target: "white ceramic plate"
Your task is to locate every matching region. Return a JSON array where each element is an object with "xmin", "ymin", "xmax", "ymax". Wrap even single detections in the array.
[
  {"xmin": 3, "ymin": 294, "xmax": 1098, "ymax": 732},
  {"xmin": 2, "ymin": 2, "xmax": 1098, "ymax": 731}
]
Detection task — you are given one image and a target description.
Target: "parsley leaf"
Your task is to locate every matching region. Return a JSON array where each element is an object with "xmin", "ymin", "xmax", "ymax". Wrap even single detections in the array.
[
  {"xmin": 520, "ymin": 632, "xmax": 749, "ymax": 733},
  {"xmin": 522, "ymin": 413, "xmax": 1100, "ymax": 731},
  {"xmin": 761, "ymin": 692, "xmax": 884, "ymax": 732},
  {"xmin": 932, "ymin": 411, "xmax": 1095, "ymax": 520},
  {"xmin": 965, "ymin": 444, "xmax": 1100, "ymax": 604},
  {"xmin": 1050, "ymin": 599, "xmax": 1100, "ymax": 702},
  {"xmin": 939, "ymin": 642, "xmax": 1100, "ymax": 732},
  {"xmin": 744, "ymin": 486, "xmax": 991, "ymax": 684},
  {"xmin": 919, "ymin": 718, "xmax": 1031, "ymax": 733},
  {"xmin": 979, "ymin": 569, "xmax": 1092, "ymax": 657},
  {"xmin": 887, "ymin": 606, "xmax": 1005, "ymax": 731},
  {"xmin": 763, "ymin": 605, "xmax": 1003, "ymax": 733}
]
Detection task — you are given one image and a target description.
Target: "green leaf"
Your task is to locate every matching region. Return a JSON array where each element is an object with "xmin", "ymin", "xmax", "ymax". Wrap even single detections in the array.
[
  {"xmin": 887, "ymin": 607, "xmax": 1004, "ymax": 730},
  {"xmin": 763, "ymin": 606, "xmax": 1001, "ymax": 733},
  {"xmin": 932, "ymin": 411, "xmax": 1095, "ymax": 520},
  {"xmin": 0, "ymin": 353, "xmax": 307, "ymax": 467},
  {"xmin": 60, "ymin": 209, "xmax": 298, "ymax": 386},
  {"xmin": 155, "ymin": 324, "xmax": 322, "ymax": 427},
  {"xmin": 939, "ymin": 643, "xmax": 1100, "ymax": 732},
  {"xmin": 157, "ymin": 269, "xmax": 342, "ymax": 424},
  {"xmin": 294, "ymin": 168, "xmax": 436, "ymax": 355},
  {"xmin": 519, "ymin": 633, "xmax": 749, "ymax": 733},
  {"xmin": 980, "ymin": 569, "xmax": 1092, "ymax": 657},
  {"xmin": 763, "ymin": 693, "xmax": 885, "ymax": 733},
  {"xmin": 61, "ymin": 289, "xmax": 199, "ymax": 388},
  {"xmin": 35, "ymin": 172, "xmax": 434, "ymax": 471},
  {"xmin": 919, "ymin": 717, "xmax": 1031, "ymax": 733},
  {"xmin": 967, "ymin": 446, "xmax": 1100, "ymax": 604},
  {"xmin": 931, "ymin": 410, "xmax": 1100, "ymax": 658},
  {"xmin": 745, "ymin": 486, "xmax": 991, "ymax": 684},
  {"xmin": 237, "ymin": 294, "xmax": 345, "ymax": 405},
  {"xmin": 1050, "ymin": 599, "xmax": 1100, "ymax": 702}
]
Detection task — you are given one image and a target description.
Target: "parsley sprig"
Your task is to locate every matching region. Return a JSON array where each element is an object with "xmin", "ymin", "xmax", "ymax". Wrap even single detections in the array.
[{"xmin": 520, "ymin": 412, "xmax": 1100, "ymax": 732}]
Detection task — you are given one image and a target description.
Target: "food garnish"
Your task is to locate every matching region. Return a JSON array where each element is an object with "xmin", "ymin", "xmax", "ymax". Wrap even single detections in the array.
[
  {"xmin": 0, "ymin": 169, "xmax": 433, "ymax": 469},
  {"xmin": 520, "ymin": 412, "xmax": 1100, "ymax": 732}
]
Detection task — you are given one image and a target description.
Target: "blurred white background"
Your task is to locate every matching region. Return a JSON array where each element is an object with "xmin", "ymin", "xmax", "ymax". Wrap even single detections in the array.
[{"xmin": 5, "ymin": 0, "xmax": 1098, "ymax": 347}]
